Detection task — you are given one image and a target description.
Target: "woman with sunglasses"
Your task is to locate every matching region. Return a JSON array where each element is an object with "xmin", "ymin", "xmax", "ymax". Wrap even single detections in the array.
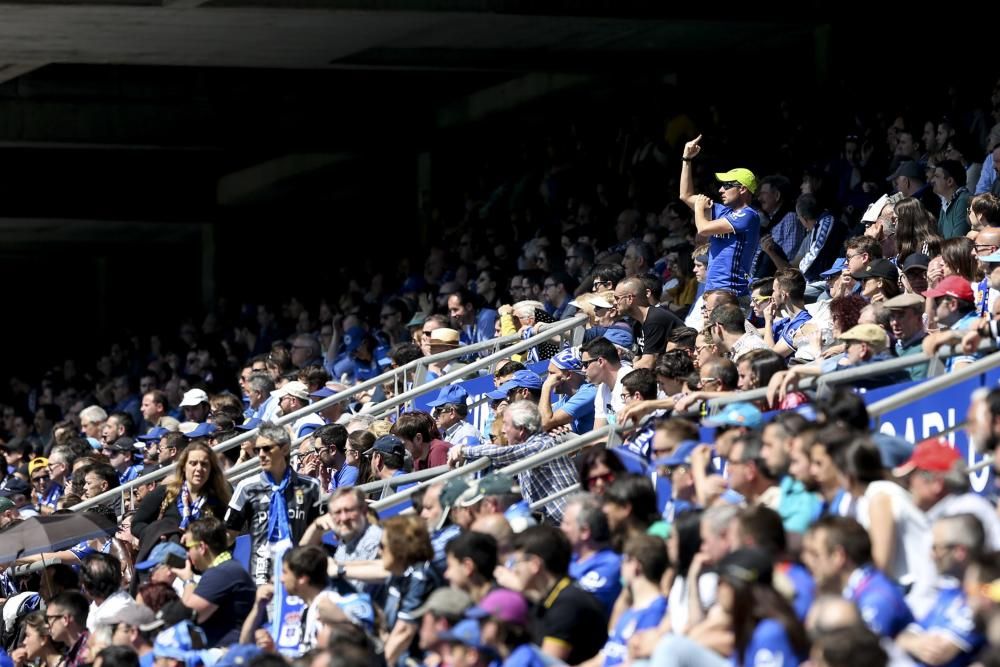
[
  {"xmin": 131, "ymin": 441, "xmax": 232, "ymax": 540},
  {"xmin": 576, "ymin": 448, "xmax": 626, "ymax": 498}
]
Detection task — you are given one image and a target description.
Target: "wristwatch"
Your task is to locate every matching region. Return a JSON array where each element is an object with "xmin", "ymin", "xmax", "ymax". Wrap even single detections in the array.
[{"xmin": 335, "ymin": 562, "xmax": 347, "ymax": 579}]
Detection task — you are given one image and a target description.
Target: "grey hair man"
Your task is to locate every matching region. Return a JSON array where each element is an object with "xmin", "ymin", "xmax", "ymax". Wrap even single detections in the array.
[{"xmin": 447, "ymin": 400, "xmax": 578, "ymax": 523}]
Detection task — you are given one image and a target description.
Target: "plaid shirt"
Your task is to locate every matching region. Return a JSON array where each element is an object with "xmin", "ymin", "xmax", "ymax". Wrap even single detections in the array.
[{"xmin": 462, "ymin": 432, "xmax": 579, "ymax": 523}]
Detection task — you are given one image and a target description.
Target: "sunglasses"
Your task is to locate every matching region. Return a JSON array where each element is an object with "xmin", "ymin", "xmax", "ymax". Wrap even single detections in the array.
[
  {"xmin": 580, "ymin": 358, "xmax": 600, "ymax": 367},
  {"xmin": 719, "ymin": 181, "xmax": 742, "ymax": 190},
  {"xmin": 587, "ymin": 471, "xmax": 616, "ymax": 487},
  {"xmin": 253, "ymin": 444, "xmax": 278, "ymax": 455}
]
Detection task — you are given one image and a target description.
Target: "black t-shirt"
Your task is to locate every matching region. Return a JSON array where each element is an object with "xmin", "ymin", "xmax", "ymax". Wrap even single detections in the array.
[
  {"xmin": 224, "ymin": 471, "xmax": 323, "ymax": 583},
  {"xmin": 529, "ymin": 577, "xmax": 608, "ymax": 665},
  {"xmin": 634, "ymin": 305, "xmax": 681, "ymax": 358},
  {"xmin": 193, "ymin": 558, "xmax": 257, "ymax": 647}
]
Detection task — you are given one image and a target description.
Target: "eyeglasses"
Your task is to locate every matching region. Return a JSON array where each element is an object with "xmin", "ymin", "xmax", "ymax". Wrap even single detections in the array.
[
  {"xmin": 432, "ymin": 406, "xmax": 456, "ymax": 417},
  {"xmin": 845, "ymin": 252, "xmax": 862, "ymax": 260},
  {"xmin": 719, "ymin": 181, "xmax": 742, "ymax": 190},
  {"xmin": 592, "ymin": 280, "xmax": 612, "ymax": 291},
  {"xmin": 45, "ymin": 613, "xmax": 64, "ymax": 624},
  {"xmin": 619, "ymin": 391, "xmax": 637, "ymax": 402},
  {"xmin": 580, "ymin": 358, "xmax": 600, "ymax": 367},
  {"xmin": 976, "ymin": 244, "xmax": 997, "ymax": 252},
  {"xmin": 253, "ymin": 444, "xmax": 277, "ymax": 455},
  {"xmin": 613, "ymin": 293, "xmax": 634, "ymax": 302},
  {"xmin": 587, "ymin": 471, "xmax": 616, "ymax": 487},
  {"xmin": 698, "ymin": 377, "xmax": 718, "ymax": 387}
]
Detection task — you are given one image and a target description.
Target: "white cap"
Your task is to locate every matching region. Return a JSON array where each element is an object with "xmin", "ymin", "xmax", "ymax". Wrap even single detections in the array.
[
  {"xmin": 861, "ymin": 194, "xmax": 891, "ymax": 224},
  {"xmin": 270, "ymin": 380, "xmax": 310, "ymax": 401},
  {"xmin": 178, "ymin": 388, "xmax": 209, "ymax": 408}
]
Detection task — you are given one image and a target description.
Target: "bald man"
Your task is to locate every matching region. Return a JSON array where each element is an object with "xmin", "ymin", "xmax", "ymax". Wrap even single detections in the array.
[
  {"xmin": 470, "ymin": 514, "xmax": 514, "ymax": 557},
  {"xmin": 612, "ymin": 277, "xmax": 682, "ymax": 369}
]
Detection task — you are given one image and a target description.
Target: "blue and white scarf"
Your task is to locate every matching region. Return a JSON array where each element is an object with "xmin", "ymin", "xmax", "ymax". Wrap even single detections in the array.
[{"xmin": 264, "ymin": 468, "xmax": 292, "ymax": 543}]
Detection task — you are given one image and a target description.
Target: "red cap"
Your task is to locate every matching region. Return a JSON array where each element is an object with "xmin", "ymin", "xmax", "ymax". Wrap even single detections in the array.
[
  {"xmin": 892, "ymin": 438, "xmax": 961, "ymax": 477},
  {"xmin": 922, "ymin": 275, "xmax": 975, "ymax": 302}
]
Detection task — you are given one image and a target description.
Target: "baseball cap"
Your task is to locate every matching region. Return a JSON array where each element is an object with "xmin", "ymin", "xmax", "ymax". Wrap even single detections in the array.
[
  {"xmin": 0, "ymin": 498, "xmax": 16, "ymax": 512},
  {"xmin": 178, "ymin": 389, "xmax": 209, "ymax": 408},
  {"xmin": 343, "ymin": 326, "xmax": 366, "ymax": 354},
  {"xmin": 140, "ymin": 600, "xmax": 195, "ymax": 634},
  {"xmin": 718, "ymin": 548, "xmax": 773, "ymax": 586},
  {"xmin": 550, "ymin": 347, "xmax": 584, "ymax": 373},
  {"xmin": 406, "ymin": 312, "xmax": 428, "ymax": 328},
  {"xmin": 152, "ymin": 620, "xmax": 207, "ymax": 660},
  {"xmin": 455, "ymin": 473, "xmax": 514, "ymax": 508},
  {"xmin": 270, "ymin": 381, "xmax": 311, "ymax": 402},
  {"xmin": 426, "ymin": 385, "xmax": 470, "ymax": 408},
  {"xmin": 184, "ymin": 423, "xmax": 217, "ymax": 440},
  {"xmin": 653, "ymin": 440, "xmax": 700, "ymax": 467},
  {"xmin": 465, "ymin": 588, "xmax": 530, "ymax": 626},
  {"xmin": 838, "ymin": 324, "xmax": 889, "ymax": 351},
  {"xmin": 235, "ymin": 418, "xmax": 261, "ymax": 432},
  {"xmin": 309, "ymin": 386, "xmax": 335, "ymax": 399},
  {"xmin": 902, "ymin": 253, "xmax": 931, "ymax": 271},
  {"xmin": 105, "ymin": 603, "xmax": 155, "ymax": 628},
  {"xmin": 892, "ymin": 438, "xmax": 961, "ymax": 477},
  {"xmin": 137, "ymin": 427, "xmax": 169, "ymax": 443},
  {"xmin": 882, "ymin": 292, "xmax": 925, "ymax": 310},
  {"xmin": 715, "ymin": 168, "xmax": 758, "ymax": 194},
  {"xmin": 411, "ymin": 587, "xmax": 473, "ymax": 619},
  {"xmin": 135, "ymin": 542, "xmax": 188, "ymax": 571},
  {"xmin": 923, "ymin": 275, "xmax": 975, "ymax": 302},
  {"xmin": 887, "ymin": 160, "xmax": 924, "ymax": 182},
  {"xmin": 27, "ymin": 458, "xmax": 49, "ymax": 476},
  {"xmin": 819, "ymin": 257, "xmax": 847, "ymax": 278},
  {"xmin": 850, "ymin": 258, "xmax": 899, "ymax": 282},
  {"xmin": 603, "ymin": 328, "xmax": 634, "ymax": 348},
  {"xmin": 0, "ymin": 478, "xmax": 31, "ymax": 498},
  {"xmin": 439, "ymin": 477, "xmax": 471, "ymax": 509},
  {"xmin": 497, "ymin": 370, "xmax": 544, "ymax": 393},
  {"xmin": 367, "ymin": 435, "xmax": 405, "ymax": 458},
  {"xmin": 438, "ymin": 619, "xmax": 497, "ymax": 655},
  {"xmin": 104, "ymin": 436, "xmax": 138, "ymax": 453},
  {"xmin": 571, "ymin": 294, "xmax": 614, "ymax": 310},
  {"xmin": 211, "ymin": 644, "xmax": 262, "ymax": 667},
  {"xmin": 703, "ymin": 403, "xmax": 762, "ymax": 429}
]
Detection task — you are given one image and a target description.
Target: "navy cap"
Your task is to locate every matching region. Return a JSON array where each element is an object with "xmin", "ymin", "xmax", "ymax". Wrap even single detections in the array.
[
  {"xmin": 235, "ymin": 418, "xmax": 261, "ymax": 432},
  {"xmin": 184, "ymin": 422, "xmax": 217, "ymax": 440},
  {"xmin": 138, "ymin": 427, "xmax": 169, "ymax": 443},
  {"xmin": 104, "ymin": 436, "xmax": 139, "ymax": 453},
  {"xmin": 653, "ymin": 440, "xmax": 700, "ymax": 467},
  {"xmin": 368, "ymin": 435, "xmax": 405, "ymax": 458},
  {"xmin": 0, "ymin": 478, "xmax": 30, "ymax": 497},
  {"xmin": 427, "ymin": 385, "xmax": 470, "ymax": 408}
]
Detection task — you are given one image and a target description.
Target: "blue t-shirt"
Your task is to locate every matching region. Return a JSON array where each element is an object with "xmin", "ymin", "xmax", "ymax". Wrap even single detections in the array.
[
  {"xmin": 603, "ymin": 596, "xmax": 668, "ymax": 667},
  {"xmin": 329, "ymin": 465, "xmax": 359, "ymax": 491},
  {"xmin": 503, "ymin": 644, "xmax": 561, "ymax": 667},
  {"xmin": 776, "ymin": 562, "xmax": 815, "ymax": 621},
  {"xmin": 707, "ymin": 203, "xmax": 761, "ymax": 296},
  {"xmin": 735, "ymin": 618, "xmax": 801, "ymax": 667},
  {"xmin": 912, "ymin": 578, "xmax": 984, "ymax": 667},
  {"xmin": 119, "ymin": 465, "xmax": 141, "ymax": 486},
  {"xmin": 620, "ymin": 424, "xmax": 656, "ymax": 460},
  {"xmin": 846, "ymin": 566, "xmax": 914, "ymax": 638},
  {"xmin": 771, "ymin": 310, "xmax": 811, "ymax": 349},
  {"xmin": 552, "ymin": 383, "xmax": 597, "ymax": 434},
  {"xmin": 570, "ymin": 549, "xmax": 623, "ymax": 616}
]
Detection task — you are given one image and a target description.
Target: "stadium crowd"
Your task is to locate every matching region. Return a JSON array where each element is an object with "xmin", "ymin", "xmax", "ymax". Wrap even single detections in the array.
[{"xmin": 5, "ymin": 79, "xmax": 1000, "ymax": 667}]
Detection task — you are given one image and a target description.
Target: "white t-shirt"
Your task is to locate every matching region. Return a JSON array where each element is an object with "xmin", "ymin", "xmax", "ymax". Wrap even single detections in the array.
[
  {"xmin": 667, "ymin": 572, "xmax": 717, "ymax": 634},
  {"xmin": 594, "ymin": 364, "xmax": 633, "ymax": 424},
  {"xmin": 88, "ymin": 591, "xmax": 135, "ymax": 633},
  {"xmin": 856, "ymin": 480, "xmax": 935, "ymax": 616}
]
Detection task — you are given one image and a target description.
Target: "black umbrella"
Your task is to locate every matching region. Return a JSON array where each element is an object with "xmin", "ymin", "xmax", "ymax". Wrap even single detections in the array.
[{"xmin": 0, "ymin": 512, "xmax": 118, "ymax": 563}]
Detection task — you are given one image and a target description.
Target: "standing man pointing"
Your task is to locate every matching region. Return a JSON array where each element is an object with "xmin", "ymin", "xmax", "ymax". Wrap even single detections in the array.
[{"xmin": 680, "ymin": 135, "xmax": 761, "ymax": 297}]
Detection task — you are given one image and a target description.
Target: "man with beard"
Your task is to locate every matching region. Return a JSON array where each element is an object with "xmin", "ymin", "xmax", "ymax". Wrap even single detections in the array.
[{"xmin": 761, "ymin": 413, "xmax": 822, "ymax": 533}]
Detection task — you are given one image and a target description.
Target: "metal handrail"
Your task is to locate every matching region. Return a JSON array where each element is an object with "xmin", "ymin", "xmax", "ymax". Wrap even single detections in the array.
[
  {"xmin": 73, "ymin": 317, "xmax": 586, "ymax": 512},
  {"xmin": 355, "ymin": 465, "xmax": 450, "ymax": 494},
  {"xmin": 529, "ymin": 483, "xmax": 582, "ymax": 510},
  {"xmin": 370, "ymin": 458, "xmax": 492, "ymax": 511},
  {"xmin": 705, "ymin": 341, "xmax": 995, "ymax": 413},
  {"xmin": 368, "ymin": 315, "xmax": 588, "ymax": 419},
  {"xmin": 369, "ymin": 422, "xmax": 620, "ymax": 512},
  {"xmin": 868, "ymin": 349, "xmax": 1000, "ymax": 418}
]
